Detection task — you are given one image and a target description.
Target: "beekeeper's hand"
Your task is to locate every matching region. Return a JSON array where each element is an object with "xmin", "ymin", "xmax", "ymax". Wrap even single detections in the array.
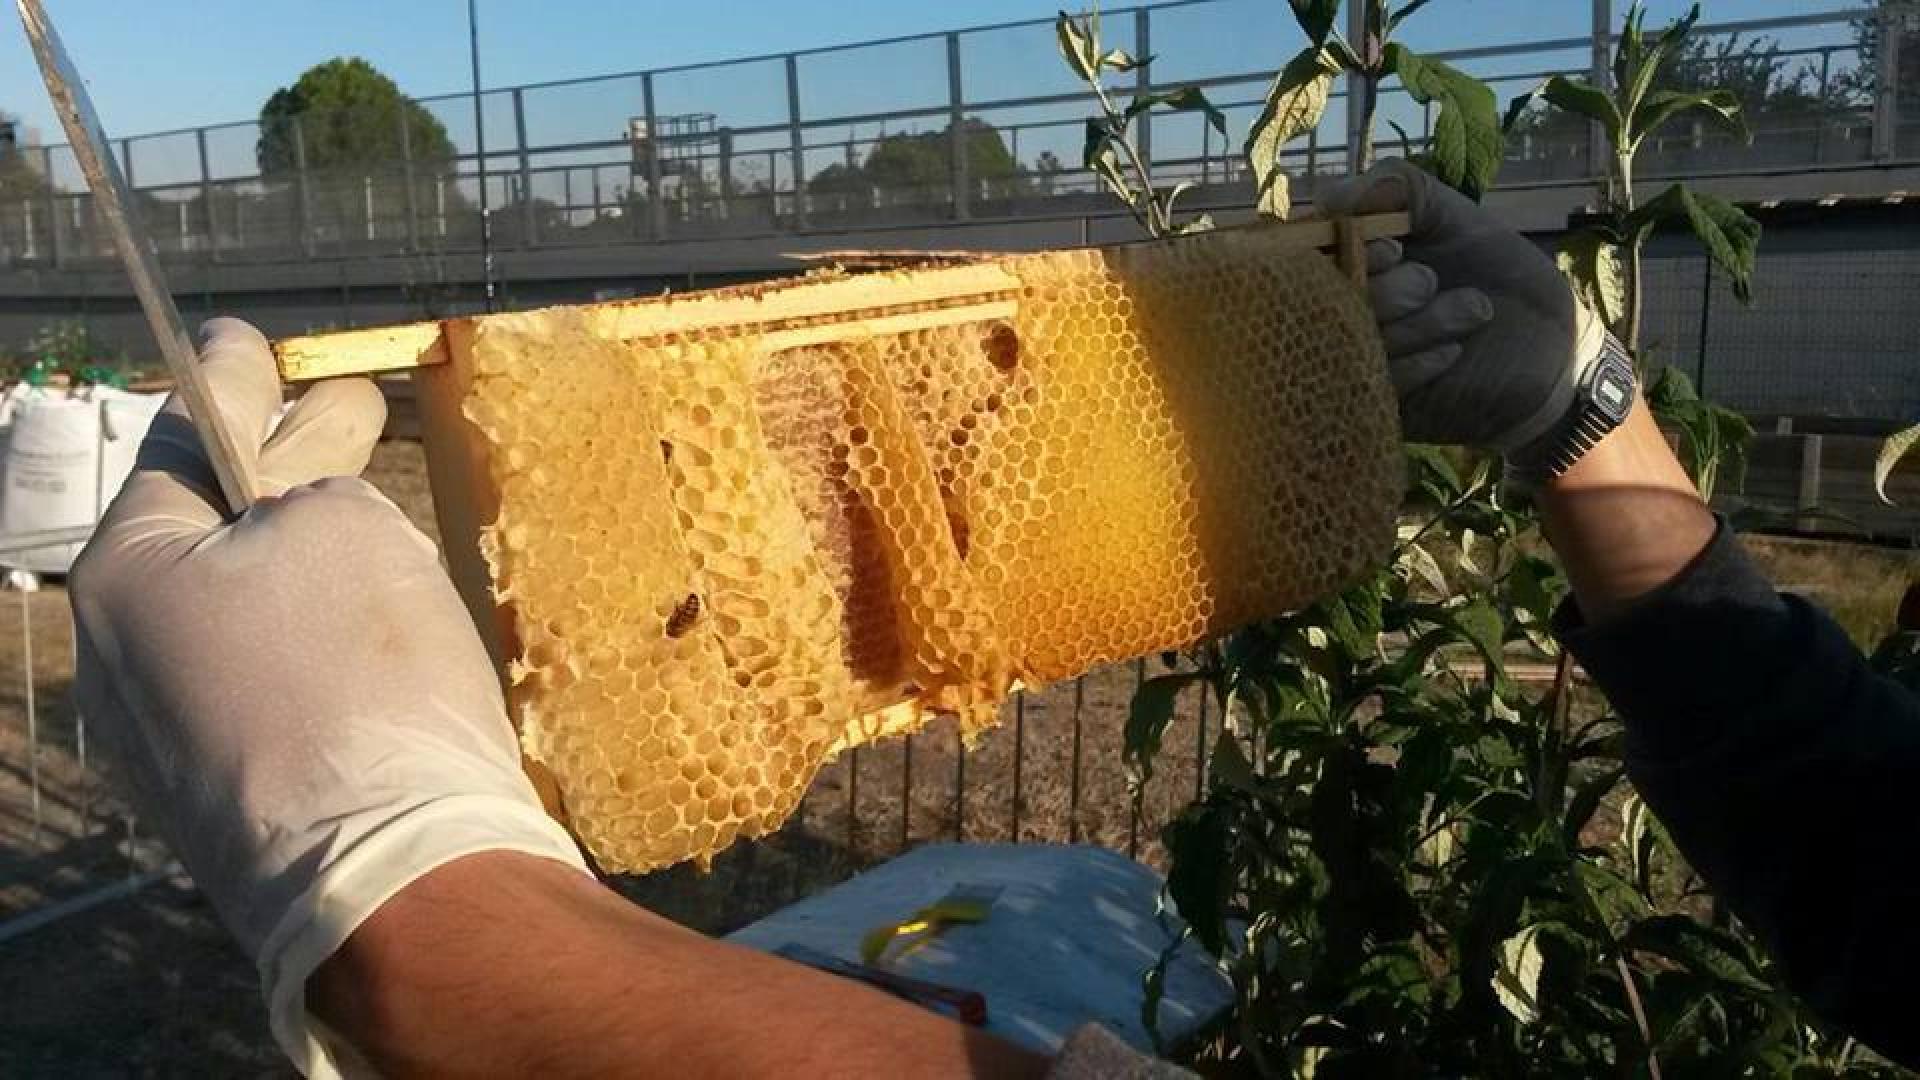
[
  {"xmin": 67, "ymin": 318, "xmax": 586, "ymax": 1076},
  {"xmin": 1319, "ymin": 158, "xmax": 1610, "ymax": 456}
]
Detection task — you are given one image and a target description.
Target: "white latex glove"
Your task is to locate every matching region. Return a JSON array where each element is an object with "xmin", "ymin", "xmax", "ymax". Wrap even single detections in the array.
[
  {"xmin": 1319, "ymin": 159, "xmax": 1609, "ymax": 455},
  {"xmin": 69, "ymin": 318, "xmax": 587, "ymax": 1077}
]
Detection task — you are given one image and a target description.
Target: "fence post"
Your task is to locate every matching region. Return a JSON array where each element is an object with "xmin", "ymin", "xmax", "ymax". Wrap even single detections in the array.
[
  {"xmin": 1694, "ymin": 253, "xmax": 1713, "ymax": 395},
  {"xmin": 292, "ymin": 115, "xmax": 314, "ymax": 255},
  {"xmin": 1345, "ymin": 2, "xmax": 1369, "ymax": 170},
  {"xmin": 1590, "ymin": 0, "xmax": 1613, "ymax": 182},
  {"xmin": 196, "ymin": 127, "xmax": 216, "ymax": 258},
  {"xmin": 1797, "ymin": 434, "xmax": 1824, "ymax": 533},
  {"xmin": 400, "ymin": 109, "xmax": 419, "ymax": 250},
  {"xmin": 1872, "ymin": 3, "xmax": 1904, "ymax": 162},
  {"xmin": 42, "ymin": 146, "xmax": 61, "ymax": 268},
  {"xmin": 1134, "ymin": 9, "xmax": 1153, "ymax": 172},
  {"xmin": 119, "ymin": 137, "xmax": 135, "ymax": 190},
  {"xmin": 642, "ymin": 73, "xmax": 666, "ymax": 239},
  {"xmin": 717, "ymin": 127, "xmax": 734, "ymax": 222},
  {"xmin": 513, "ymin": 87, "xmax": 536, "ymax": 246},
  {"xmin": 786, "ymin": 54, "xmax": 808, "ymax": 229},
  {"xmin": 947, "ymin": 33, "xmax": 970, "ymax": 220}
]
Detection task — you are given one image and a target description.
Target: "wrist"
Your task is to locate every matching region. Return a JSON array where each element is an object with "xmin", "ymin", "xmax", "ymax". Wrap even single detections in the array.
[
  {"xmin": 1508, "ymin": 329, "xmax": 1637, "ymax": 483},
  {"xmin": 1537, "ymin": 399, "xmax": 1717, "ymax": 621}
]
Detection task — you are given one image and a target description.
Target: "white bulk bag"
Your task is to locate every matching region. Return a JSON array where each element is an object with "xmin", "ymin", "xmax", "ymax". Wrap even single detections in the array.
[{"xmin": 0, "ymin": 387, "xmax": 165, "ymax": 574}]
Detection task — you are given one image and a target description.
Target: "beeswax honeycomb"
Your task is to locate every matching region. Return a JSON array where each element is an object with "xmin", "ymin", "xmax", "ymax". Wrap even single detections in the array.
[{"xmin": 451, "ymin": 228, "xmax": 1401, "ymax": 873}]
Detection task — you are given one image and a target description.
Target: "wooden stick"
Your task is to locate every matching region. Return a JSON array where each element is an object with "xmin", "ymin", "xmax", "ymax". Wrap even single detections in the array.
[{"xmin": 273, "ymin": 211, "xmax": 1411, "ymax": 384}]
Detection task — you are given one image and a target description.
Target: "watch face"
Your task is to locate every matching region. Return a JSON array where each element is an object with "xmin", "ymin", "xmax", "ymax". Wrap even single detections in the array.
[{"xmin": 1591, "ymin": 349, "xmax": 1636, "ymax": 423}]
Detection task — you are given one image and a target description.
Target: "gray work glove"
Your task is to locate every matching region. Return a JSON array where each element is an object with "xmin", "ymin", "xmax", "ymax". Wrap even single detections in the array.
[
  {"xmin": 1318, "ymin": 159, "xmax": 1609, "ymax": 454},
  {"xmin": 69, "ymin": 319, "xmax": 587, "ymax": 1078}
]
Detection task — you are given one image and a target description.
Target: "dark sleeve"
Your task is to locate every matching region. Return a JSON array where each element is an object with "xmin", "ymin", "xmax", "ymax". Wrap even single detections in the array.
[{"xmin": 1557, "ymin": 523, "xmax": 1920, "ymax": 1069}]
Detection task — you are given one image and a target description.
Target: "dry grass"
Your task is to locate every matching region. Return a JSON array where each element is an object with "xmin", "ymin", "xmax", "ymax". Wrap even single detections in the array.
[{"xmin": 1744, "ymin": 533, "xmax": 1920, "ymax": 649}]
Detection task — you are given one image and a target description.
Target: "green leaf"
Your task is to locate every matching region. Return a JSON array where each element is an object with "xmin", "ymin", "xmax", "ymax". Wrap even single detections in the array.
[
  {"xmin": 1054, "ymin": 11, "xmax": 1099, "ymax": 83},
  {"xmin": 1503, "ymin": 81, "xmax": 1545, "ymax": 134},
  {"xmin": 1492, "ymin": 923, "xmax": 1548, "ymax": 1024},
  {"xmin": 1624, "ymin": 914, "xmax": 1773, "ymax": 996},
  {"xmin": 1630, "ymin": 88, "xmax": 1747, "ymax": 149},
  {"xmin": 1163, "ymin": 802, "xmax": 1234, "ymax": 954},
  {"xmin": 1556, "ymin": 229, "xmax": 1629, "ymax": 336},
  {"xmin": 1876, "ymin": 423, "xmax": 1920, "ymax": 504},
  {"xmin": 1540, "ymin": 75, "xmax": 1623, "ymax": 143},
  {"xmin": 1286, "ymin": 0, "xmax": 1341, "ymax": 46},
  {"xmin": 1245, "ymin": 46, "xmax": 1339, "ymax": 219},
  {"xmin": 1384, "ymin": 44, "xmax": 1502, "ymax": 198},
  {"xmin": 1124, "ymin": 673, "xmax": 1202, "ymax": 789},
  {"xmin": 1083, "ymin": 119, "xmax": 1134, "ymax": 205},
  {"xmin": 1171, "ymin": 211, "xmax": 1215, "ymax": 236},
  {"xmin": 1098, "ymin": 48, "xmax": 1150, "ymax": 73},
  {"xmin": 1129, "ymin": 86, "xmax": 1227, "ymax": 137},
  {"xmin": 1629, "ymin": 185, "xmax": 1760, "ymax": 303},
  {"xmin": 1506, "ymin": 554, "xmax": 1565, "ymax": 624},
  {"xmin": 1575, "ymin": 860, "xmax": 1651, "ymax": 935},
  {"xmin": 1562, "ymin": 764, "xmax": 1625, "ymax": 844},
  {"xmin": 1448, "ymin": 599, "xmax": 1505, "ymax": 669},
  {"xmin": 1207, "ymin": 728, "xmax": 1261, "ymax": 794}
]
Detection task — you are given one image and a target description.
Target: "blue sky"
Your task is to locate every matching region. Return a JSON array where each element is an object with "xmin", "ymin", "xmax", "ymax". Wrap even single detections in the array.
[{"xmin": 0, "ymin": 0, "xmax": 1861, "ymax": 185}]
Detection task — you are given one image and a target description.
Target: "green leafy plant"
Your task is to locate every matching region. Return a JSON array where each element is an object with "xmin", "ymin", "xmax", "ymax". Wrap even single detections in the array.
[
  {"xmin": 1506, "ymin": 3, "xmax": 1759, "ymax": 498},
  {"xmin": 1247, "ymin": 0, "xmax": 1503, "ymax": 218},
  {"xmin": 17, "ymin": 319, "xmax": 133, "ymax": 388},
  {"xmin": 1056, "ymin": 9, "xmax": 1225, "ymax": 235},
  {"xmin": 1058, "ymin": 4, "xmax": 1889, "ymax": 1074}
]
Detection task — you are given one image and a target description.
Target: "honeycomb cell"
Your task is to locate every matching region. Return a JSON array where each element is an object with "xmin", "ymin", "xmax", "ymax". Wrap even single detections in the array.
[{"xmin": 450, "ymin": 229, "xmax": 1400, "ymax": 874}]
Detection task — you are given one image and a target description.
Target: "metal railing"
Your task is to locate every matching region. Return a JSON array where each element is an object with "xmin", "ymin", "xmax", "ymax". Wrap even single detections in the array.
[{"xmin": 0, "ymin": 1, "xmax": 1904, "ymax": 271}]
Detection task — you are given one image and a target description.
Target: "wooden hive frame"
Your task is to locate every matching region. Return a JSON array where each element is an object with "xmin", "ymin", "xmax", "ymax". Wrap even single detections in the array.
[{"xmin": 273, "ymin": 211, "xmax": 1408, "ymax": 723}]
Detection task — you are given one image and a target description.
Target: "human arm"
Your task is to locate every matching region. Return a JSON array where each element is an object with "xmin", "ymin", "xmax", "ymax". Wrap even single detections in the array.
[
  {"xmin": 1321, "ymin": 162, "xmax": 1920, "ymax": 1067},
  {"xmin": 71, "ymin": 321, "xmax": 1048, "ymax": 1078},
  {"xmin": 311, "ymin": 851, "xmax": 1045, "ymax": 1078}
]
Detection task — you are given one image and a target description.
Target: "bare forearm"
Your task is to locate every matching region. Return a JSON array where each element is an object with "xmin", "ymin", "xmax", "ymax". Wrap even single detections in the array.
[
  {"xmin": 1535, "ymin": 398, "xmax": 1715, "ymax": 621},
  {"xmin": 311, "ymin": 852, "xmax": 1048, "ymax": 1079}
]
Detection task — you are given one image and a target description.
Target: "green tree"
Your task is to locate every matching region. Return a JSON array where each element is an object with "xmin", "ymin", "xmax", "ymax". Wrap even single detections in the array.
[
  {"xmin": 1836, "ymin": 1, "xmax": 1920, "ymax": 112},
  {"xmin": 0, "ymin": 110, "xmax": 47, "ymax": 203},
  {"xmin": 863, "ymin": 119, "xmax": 1025, "ymax": 201},
  {"xmin": 256, "ymin": 58, "xmax": 459, "ymax": 242},
  {"xmin": 257, "ymin": 58, "xmax": 454, "ymax": 174}
]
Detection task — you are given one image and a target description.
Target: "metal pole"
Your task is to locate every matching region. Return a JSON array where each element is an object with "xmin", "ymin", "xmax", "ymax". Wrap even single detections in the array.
[
  {"xmin": 400, "ymin": 108, "xmax": 419, "ymax": 250},
  {"xmin": 643, "ymin": 73, "xmax": 666, "ymax": 239},
  {"xmin": 1134, "ymin": 9, "xmax": 1153, "ymax": 171},
  {"xmin": 1591, "ymin": 0, "xmax": 1613, "ymax": 181},
  {"xmin": 1694, "ymin": 253, "xmax": 1713, "ymax": 395},
  {"xmin": 1345, "ymin": 2, "xmax": 1370, "ymax": 171},
  {"xmin": 1797, "ymin": 435, "xmax": 1824, "ymax": 533},
  {"xmin": 717, "ymin": 127, "xmax": 734, "ymax": 222},
  {"xmin": 469, "ymin": 0, "xmax": 496, "ymax": 311},
  {"xmin": 513, "ymin": 87, "xmax": 535, "ymax": 246},
  {"xmin": 292, "ymin": 115, "xmax": 313, "ymax": 255},
  {"xmin": 41, "ymin": 145, "xmax": 61, "ymax": 267},
  {"xmin": 363, "ymin": 175, "xmax": 374, "ymax": 241},
  {"xmin": 196, "ymin": 127, "xmax": 215, "ymax": 257},
  {"xmin": 947, "ymin": 33, "xmax": 969, "ymax": 220},
  {"xmin": 22, "ymin": 586, "xmax": 39, "ymax": 848},
  {"xmin": 1872, "ymin": 3, "xmax": 1903, "ymax": 162},
  {"xmin": 785, "ymin": 54, "xmax": 808, "ymax": 229}
]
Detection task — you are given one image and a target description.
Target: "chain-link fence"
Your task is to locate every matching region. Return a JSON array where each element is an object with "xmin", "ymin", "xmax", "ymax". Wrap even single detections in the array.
[{"xmin": 0, "ymin": 2, "xmax": 1907, "ymax": 270}]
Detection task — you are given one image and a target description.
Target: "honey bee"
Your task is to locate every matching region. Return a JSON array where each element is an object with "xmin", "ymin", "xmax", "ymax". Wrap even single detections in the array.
[{"xmin": 665, "ymin": 593, "xmax": 702, "ymax": 638}]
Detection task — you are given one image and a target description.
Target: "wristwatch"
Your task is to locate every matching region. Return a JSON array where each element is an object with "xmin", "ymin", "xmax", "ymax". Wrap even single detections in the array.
[{"xmin": 1510, "ymin": 332, "xmax": 1637, "ymax": 482}]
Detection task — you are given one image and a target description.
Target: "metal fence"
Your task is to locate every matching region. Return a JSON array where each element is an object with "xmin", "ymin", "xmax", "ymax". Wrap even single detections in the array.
[{"xmin": 0, "ymin": 1, "xmax": 1908, "ymax": 270}]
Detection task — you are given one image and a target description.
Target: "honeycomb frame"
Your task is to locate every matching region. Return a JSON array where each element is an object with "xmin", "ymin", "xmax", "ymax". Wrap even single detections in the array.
[{"xmin": 285, "ymin": 214, "xmax": 1409, "ymax": 873}]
